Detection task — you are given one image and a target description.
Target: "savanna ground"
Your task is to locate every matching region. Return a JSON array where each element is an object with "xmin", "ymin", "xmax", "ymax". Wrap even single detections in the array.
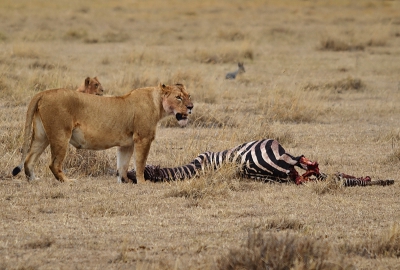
[{"xmin": 0, "ymin": 0, "xmax": 400, "ymax": 269}]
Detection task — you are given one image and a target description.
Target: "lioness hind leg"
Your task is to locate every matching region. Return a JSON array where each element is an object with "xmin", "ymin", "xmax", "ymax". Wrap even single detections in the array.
[
  {"xmin": 24, "ymin": 116, "xmax": 49, "ymax": 181},
  {"xmin": 49, "ymin": 142, "xmax": 72, "ymax": 182},
  {"xmin": 117, "ymin": 146, "xmax": 134, "ymax": 183}
]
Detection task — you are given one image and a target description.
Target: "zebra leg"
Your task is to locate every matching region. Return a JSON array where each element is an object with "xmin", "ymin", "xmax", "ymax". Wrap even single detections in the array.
[
  {"xmin": 287, "ymin": 167, "xmax": 304, "ymax": 185},
  {"xmin": 127, "ymin": 169, "xmax": 138, "ymax": 184},
  {"xmin": 334, "ymin": 172, "xmax": 394, "ymax": 187},
  {"xmin": 127, "ymin": 165, "xmax": 164, "ymax": 183}
]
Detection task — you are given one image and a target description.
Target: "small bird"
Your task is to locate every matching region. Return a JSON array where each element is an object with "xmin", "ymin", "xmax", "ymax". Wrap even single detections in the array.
[{"xmin": 225, "ymin": 62, "xmax": 245, "ymax": 79}]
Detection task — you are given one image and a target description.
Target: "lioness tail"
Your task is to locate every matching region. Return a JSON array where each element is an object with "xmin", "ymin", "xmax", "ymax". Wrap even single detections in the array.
[
  {"xmin": 12, "ymin": 166, "xmax": 22, "ymax": 176},
  {"xmin": 12, "ymin": 92, "xmax": 43, "ymax": 177}
]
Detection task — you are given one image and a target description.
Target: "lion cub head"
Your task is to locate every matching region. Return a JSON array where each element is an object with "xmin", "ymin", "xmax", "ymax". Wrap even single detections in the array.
[
  {"xmin": 161, "ymin": 83, "xmax": 193, "ymax": 127},
  {"xmin": 76, "ymin": 77, "xmax": 104, "ymax": 95}
]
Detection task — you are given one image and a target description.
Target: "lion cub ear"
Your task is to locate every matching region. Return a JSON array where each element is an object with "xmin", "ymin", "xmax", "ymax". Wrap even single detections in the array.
[{"xmin": 85, "ymin": 77, "xmax": 91, "ymax": 87}]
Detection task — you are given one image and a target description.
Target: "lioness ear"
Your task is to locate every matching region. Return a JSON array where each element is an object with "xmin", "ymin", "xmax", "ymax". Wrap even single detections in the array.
[
  {"xmin": 85, "ymin": 77, "xmax": 90, "ymax": 87},
  {"xmin": 159, "ymin": 83, "xmax": 169, "ymax": 94}
]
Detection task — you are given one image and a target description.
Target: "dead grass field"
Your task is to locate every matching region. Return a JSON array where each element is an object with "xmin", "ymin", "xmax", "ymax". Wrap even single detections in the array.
[{"xmin": 1, "ymin": 0, "xmax": 400, "ymax": 269}]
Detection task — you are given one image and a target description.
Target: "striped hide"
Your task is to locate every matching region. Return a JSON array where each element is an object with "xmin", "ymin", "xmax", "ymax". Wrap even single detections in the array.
[
  {"xmin": 126, "ymin": 139, "xmax": 394, "ymax": 187},
  {"xmin": 127, "ymin": 139, "xmax": 315, "ymax": 184}
]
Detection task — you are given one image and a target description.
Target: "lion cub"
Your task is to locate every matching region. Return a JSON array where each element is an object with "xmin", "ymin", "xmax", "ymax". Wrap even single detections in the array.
[{"xmin": 76, "ymin": 77, "xmax": 104, "ymax": 95}]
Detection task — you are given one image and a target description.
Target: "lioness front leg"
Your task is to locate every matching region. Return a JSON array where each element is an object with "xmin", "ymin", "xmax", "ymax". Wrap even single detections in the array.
[
  {"xmin": 117, "ymin": 145, "xmax": 134, "ymax": 183},
  {"xmin": 133, "ymin": 136, "xmax": 153, "ymax": 184}
]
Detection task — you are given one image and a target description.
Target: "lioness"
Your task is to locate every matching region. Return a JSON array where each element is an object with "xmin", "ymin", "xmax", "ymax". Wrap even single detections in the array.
[
  {"xmin": 12, "ymin": 83, "xmax": 193, "ymax": 184},
  {"xmin": 76, "ymin": 76, "xmax": 104, "ymax": 95}
]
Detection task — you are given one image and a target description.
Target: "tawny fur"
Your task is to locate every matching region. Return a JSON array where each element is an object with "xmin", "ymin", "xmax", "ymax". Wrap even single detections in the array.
[
  {"xmin": 12, "ymin": 83, "xmax": 193, "ymax": 184},
  {"xmin": 76, "ymin": 77, "xmax": 104, "ymax": 95}
]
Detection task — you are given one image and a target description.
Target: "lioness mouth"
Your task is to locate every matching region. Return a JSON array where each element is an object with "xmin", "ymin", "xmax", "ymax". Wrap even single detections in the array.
[
  {"xmin": 175, "ymin": 113, "xmax": 189, "ymax": 127},
  {"xmin": 175, "ymin": 113, "xmax": 188, "ymax": 121}
]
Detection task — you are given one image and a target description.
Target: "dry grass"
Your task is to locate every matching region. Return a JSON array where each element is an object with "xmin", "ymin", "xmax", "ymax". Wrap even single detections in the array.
[
  {"xmin": 164, "ymin": 164, "xmax": 246, "ymax": 200},
  {"xmin": 308, "ymin": 175, "xmax": 344, "ymax": 195},
  {"xmin": 217, "ymin": 231, "xmax": 353, "ymax": 270},
  {"xmin": 341, "ymin": 224, "xmax": 400, "ymax": 258},
  {"xmin": 1, "ymin": 0, "xmax": 400, "ymax": 269},
  {"xmin": 64, "ymin": 149, "xmax": 115, "ymax": 177}
]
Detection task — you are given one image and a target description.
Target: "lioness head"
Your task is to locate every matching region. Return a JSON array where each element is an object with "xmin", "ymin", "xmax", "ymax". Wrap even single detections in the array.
[
  {"xmin": 160, "ymin": 83, "xmax": 193, "ymax": 127},
  {"xmin": 76, "ymin": 77, "xmax": 104, "ymax": 96}
]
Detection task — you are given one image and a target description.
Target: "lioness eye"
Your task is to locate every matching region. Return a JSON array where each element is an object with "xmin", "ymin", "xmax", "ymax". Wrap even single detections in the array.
[
  {"xmin": 176, "ymin": 96, "xmax": 182, "ymax": 100},
  {"xmin": 95, "ymin": 84, "xmax": 99, "ymax": 88}
]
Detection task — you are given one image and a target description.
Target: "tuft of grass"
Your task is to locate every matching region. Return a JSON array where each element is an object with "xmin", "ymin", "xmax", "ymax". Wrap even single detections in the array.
[
  {"xmin": 0, "ymin": 32, "xmax": 7, "ymax": 41},
  {"xmin": 126, "ymin": 49, "xmax": 168, "ymax": 66},
  {"xmin": 327, "ymin": 77, "xmax": 365, "ymax": 92},
  {"xmin": 341, "ymin": 224, "xmax": 400, "ymax": 258},
  {"xmin": 303, "ymin": 77, "xmax": 366, "ymax": 93},
  {"xmin": 0, "ymin": 127, "xmax": 23, "ymax": 154},
  {"xmin": 190, "ymin": 110, "xmax": 237, "ymax": 128},
  {"xmin": 217, "ymin": 231, "xmax": 353, "ymax": 270},
  {"xmin": 160, "ymin": 108, "xmax": 237, "ymax": 128},
  {"xmin": 101, "ymin": 57, "xmax": 111, "ymax": 65},
  {"xmin": 164, "ymin": 164, "xmax": 242, "ymax": 200},
  {"xmin": 269, "ymin": 27, "xmax": 294, "ymax": 36},
  {"xmin": 217, "ymin": 30, "xmax": 246, "ymax": 41},
  {"xmin": 264, "ymin": 218, "xmax": 304, "ymax": 231},
  {"xmin": 64, "ymin": 28, "xmax": 88, "ymax": 41},
  {"xmin": 319, "ymin": 37, "xmax": 364, "ymax": 51},
  {"xmin": 307, "ymin": 174, "xmax": 344, "ymax": 195},
  {"xmin": 24, "ymin": 236, "xmax": 54, "ymax": 249},
  {"xmin": 111, "ymin": 73, "xmax": 159, "ymax": 94},
  {"xmin": 102, "ymin": 31, "xmax": 129, "ymax": 43},
  {"xmin": 370, "ymin": 224, "xmax": 400, "ymax": 257},
  {"xmin": 386, "ymin": 148, "xmax": 400, "ymax": 164},
  {"xmin": 170, "ymin": 71, "xmax": 203, "ymax": 87},
  {"xmin": 42, "ymin": 191, "xmax": 66, "ymax": 200},
  {"xmin": 64, "ymin": 149, "xmax": 114, "ymax": 177},
  {"xmin": 251, "ymin": 218, "xmax": 305, "ymax": 231},
  {"xmin": 188, "ymin": 45, "xmax": 253, "ymax": 64},
  {"xmin": 259, "ymin": 87, "xmax": 325, "ymax": 123},
  {"xmin": 11, "ymin": 45, "xmax": 40, "ymax": 59},
  {"xmin": 236, "ymin": 121, "xmax": 295, "ymax": 146},
  {"xmin": 28, "ymin": 61, "xmax": 55, "ymax": 70},
  {"xmin": 319, "ymin": 29, "xmax": 389, "ymax": 52},
  {"xmin": 131, "ymin": 77, "xmax": 160, "ymax": 92},
  {"xmin": 0, "ymin": 78, "xmax": 9, "ymax": 92}
]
